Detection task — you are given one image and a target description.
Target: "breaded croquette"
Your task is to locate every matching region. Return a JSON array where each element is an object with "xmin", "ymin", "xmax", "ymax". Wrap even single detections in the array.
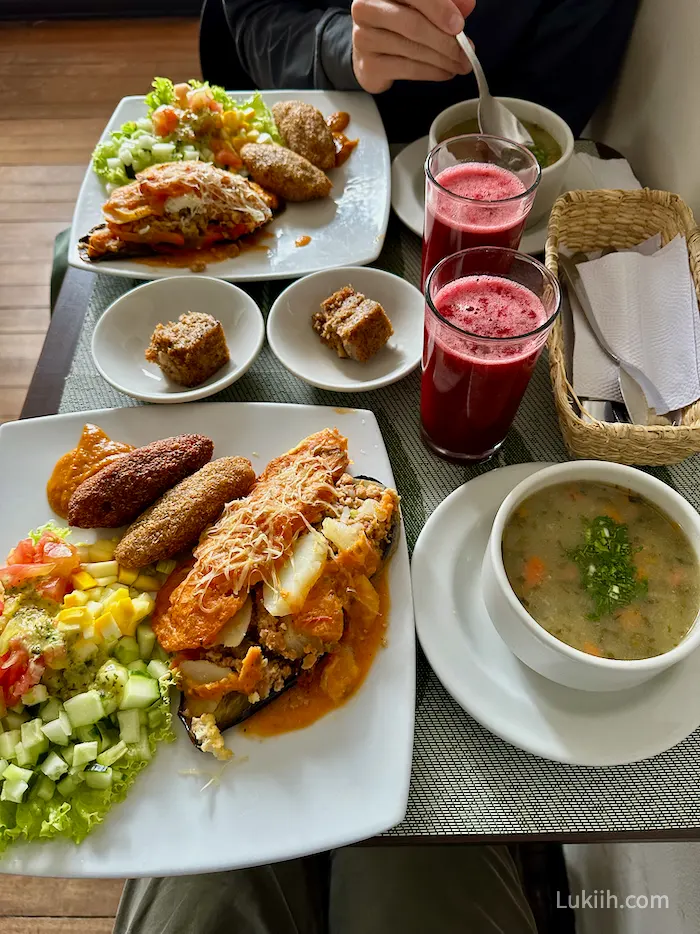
[
  {"xmin": 271, "ymin": 101, "xmax": 336, "ymax": 171},
  {"xmin": 114, "ymin": 457, "xmax": 255, "ymax": 568},
  {"xmin": 67, "ymin": 434, "xmax": 214, "ymax": 528},
  {"xmin": 240, "ymin": 144, "xmax": 332, "ymax": 202}
]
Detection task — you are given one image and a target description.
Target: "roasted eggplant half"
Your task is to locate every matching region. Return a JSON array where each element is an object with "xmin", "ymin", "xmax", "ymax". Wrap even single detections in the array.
[{"xmin": 175, "ymin": 474, "xmax": 400, "ymax": 756}]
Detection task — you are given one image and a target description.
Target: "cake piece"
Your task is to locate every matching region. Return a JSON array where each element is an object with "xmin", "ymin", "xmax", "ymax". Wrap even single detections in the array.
[
  {"xmin": 145, "ymin": 312, "xmax": 230, "ymax": 387},
  {"xmin": 312, "ymin": 285, "xmax": 394, "ymax": 363}
]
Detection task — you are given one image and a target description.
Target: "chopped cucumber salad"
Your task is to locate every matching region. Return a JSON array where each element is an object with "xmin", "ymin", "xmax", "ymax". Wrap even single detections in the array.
[
  {"xmin": 0, "ymin": 528, "xmax": 174, "ymax": 854},
  {"xmin": 92, "ymin": 77, "xmax": 282, "ymax": 190}
]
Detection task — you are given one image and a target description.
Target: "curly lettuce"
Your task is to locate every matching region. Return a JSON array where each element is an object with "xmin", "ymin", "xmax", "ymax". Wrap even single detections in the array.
[{"xmin": 0, "ymin": 684, "xmax": 174, "ymax": 855}]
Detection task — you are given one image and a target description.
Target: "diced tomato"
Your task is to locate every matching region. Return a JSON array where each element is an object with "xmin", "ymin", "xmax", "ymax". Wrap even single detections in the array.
[
  {"xmin": 38, "ymin": 540, "xmax": 80, "ymax": 577},
  {"xmin": 6, "ymin": 538, "xmax": 37, "ymax": 566},
  {"xmin": 173, "ymin": 82, "xmax": 190, "ymax": 106},
  {"xmin": 0, "ymin": 563, "xmax": 55, "ymax": 587},
  {"xmin": 1, "ymin": 530, "xmax": 79, "ymax": 594},
  {"xmin": 152, "ymin": 105, "xmax": 180, "ymax": 137},
  {"xmin": 0, "ymin": 644, "xmax": 38, "ymax": 705},
  {"xmin": 187, "ymin": 87, "xmax": 215, "ymax": 113},
  {"xmin": 35, "ymin": 575, "xmax": 71, "ymax": 603},
  {"xmin": 214, "ymin": 148, "xmax": 242, "ymax": 169},
  {"xmin": 208, "ymin": 99, "xmax": 224, "ymax": 113}
]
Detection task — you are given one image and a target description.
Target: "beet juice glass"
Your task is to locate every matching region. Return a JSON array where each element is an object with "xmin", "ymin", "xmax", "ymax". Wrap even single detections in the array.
[
  {"xmin": 421, "ymin": 135, "xmax": 541, "ymax": 287},
  {"xmin": 421, "ymin": 247, "xmax": 561, "ymax": 463}
]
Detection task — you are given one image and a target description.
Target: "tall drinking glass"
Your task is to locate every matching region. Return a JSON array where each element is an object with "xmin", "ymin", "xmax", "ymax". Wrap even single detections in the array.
[
  {"xmin": 421, "ymin": 247, "xmax": 561, "ymax": 463},
  {"xmin": 422, "ymin": 135, "xmax": 541, "ymax": 286}
]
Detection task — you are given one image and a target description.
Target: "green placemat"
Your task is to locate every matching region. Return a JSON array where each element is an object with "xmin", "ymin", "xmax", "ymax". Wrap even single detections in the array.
[{"xmin": 59, "ymin": 216, "xmax": 700, "ymax": 837}]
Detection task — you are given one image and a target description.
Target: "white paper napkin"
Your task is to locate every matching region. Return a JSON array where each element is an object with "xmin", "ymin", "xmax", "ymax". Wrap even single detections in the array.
[
  {"xmin": 565, "ymin": 152, "xmax": 642, "ymax": 192},
  {"xmin": 571, "ymin": 235, "xmax": 661, "ymax": 404},
  {"xmin": 575, "ymin": 235, "xmax": 700, "ymax": 415}
]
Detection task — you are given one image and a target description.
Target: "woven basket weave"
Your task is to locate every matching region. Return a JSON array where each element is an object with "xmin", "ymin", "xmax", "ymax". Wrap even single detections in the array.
[{"xmin": 545, "ymin": 188, "xmax": 700, "ymax": 465}]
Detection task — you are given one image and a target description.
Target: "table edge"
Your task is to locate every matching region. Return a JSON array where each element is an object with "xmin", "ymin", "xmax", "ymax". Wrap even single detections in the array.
[{"xmin": 21, "ymin": 267, "xmax": 95, "ymax": 420}]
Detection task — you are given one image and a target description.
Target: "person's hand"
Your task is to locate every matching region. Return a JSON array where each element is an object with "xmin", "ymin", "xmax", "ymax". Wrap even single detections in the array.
[{"xmin": 351, "ymin": 0, "xmax": 475, "ymax": 94}]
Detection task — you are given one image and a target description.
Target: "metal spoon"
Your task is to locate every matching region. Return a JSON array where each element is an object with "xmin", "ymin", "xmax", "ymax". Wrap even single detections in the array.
[{"xmin": 455, "ymin": 32, "xmax": 534, "ymax": 148}]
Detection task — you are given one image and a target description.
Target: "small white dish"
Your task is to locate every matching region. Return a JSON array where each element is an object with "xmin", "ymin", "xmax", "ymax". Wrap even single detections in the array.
[
  {"xmin": 412, "ymin": 462, "xmax": 700, "ymax": 765},
  {"xmin": 428, "ymin": 97, "xmax": 574, "ymax": 224},
  {"xmin": 482, "ymin": 461, "xmax": 700, "ymax": 692},
  {"xmin": 267, "ymin": 266, "xmax": 423, "ymax": 393},
  {"xmin": 92, "ymin": 276, "xmax": 264, "ymax": 403},
  {"xmin": 390, "ymin": 135, "xmax": 573, "ymax": 256}
]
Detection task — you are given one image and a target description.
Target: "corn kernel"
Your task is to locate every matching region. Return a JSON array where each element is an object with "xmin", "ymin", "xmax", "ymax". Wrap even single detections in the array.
[
  {"xmin": 112, "ymin": 598, "xmax": 138, "ymax": 636},
  {"xmin": 242, "ymin": 107, "xmax": 256, "ymax": 120},
  {"xmin": 246, "ymin": 129, "xmax": 259, "ymax": 142},
  {"xmin": 63, "ymin": 590, "xmax": 89, "ymax": 608},
  {"xmin": 56, "ymin": 607, "xmax": 92, "ymax": 626},
  {"xmin": 102, "ymin": 586, "xmax": 130, "ymax": 609},
  {"xmin": 118, "ymin": 567, "xmax": 139, "ymax": 586},
  {"xmin": 72, "ymin": 571, "xmax": 98, "ymax": 591},
  {"xmin": 223, "ymin": 111, "xmax": 239, "ymax": 130}
]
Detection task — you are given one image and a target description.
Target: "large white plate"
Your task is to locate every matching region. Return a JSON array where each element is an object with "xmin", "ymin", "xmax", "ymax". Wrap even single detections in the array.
[
  {"xmin": 69, "ymin": 91, "xmax": 390, "ymax": 282},
  {"xmin": 0, "ymin": 403, "xmax": 414, "ymax": 877},
  {"xmin": 412, "ymin": 463, "xmax": 700, "ymax": 767},
  {"xmin": 391, "ymin": 135, "xmax": 567, "ymax": 256}
]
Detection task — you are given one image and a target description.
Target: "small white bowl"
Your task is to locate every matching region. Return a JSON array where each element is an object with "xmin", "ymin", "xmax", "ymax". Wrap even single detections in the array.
[
  {"xmin": 267, "ymin": 267, "xmax": 423, "ymax": 393},
  {"xmin": 92, "ymin": 276, "xmax": 264, "ymax": 404},
  {"xmin": 481, "ymin": 461, "xmax": 700, "ymax": 692},
  {"xmin": 428, "ymin": 97, "xmax": 574, "ymax": 225}
]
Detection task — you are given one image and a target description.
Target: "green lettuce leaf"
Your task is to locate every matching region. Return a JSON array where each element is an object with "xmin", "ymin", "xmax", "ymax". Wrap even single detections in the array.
[
  {"xmin": 28, "ymin": 522, "xmax": 71, "ymax": 545},
  {"xmin": 145, "ymin": 77, "xmax": 175, "ymax": 112},
  {"xmin": 0, "ymin": 689, "xmax": 174, "ymax": 855},
  {"xmin": 238, "ymin": 91, "xmax": 283, "ymax": 144}
]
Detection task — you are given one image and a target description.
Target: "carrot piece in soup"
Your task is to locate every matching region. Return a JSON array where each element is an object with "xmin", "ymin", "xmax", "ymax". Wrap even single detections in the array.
[
  {"xmin": 523, "ymin": 556, "xmax": 546, "ymax": 588},
  {"xmin": 669, "ymin": 567, "xmax": 687, "ymax": 587},
  {"xmin": 616, "ymin": 607, "xmax": 643, "ymax": 632},
  {"xmin": 582, "ymin": 641, "xmax": 603, "ymax": 657}
]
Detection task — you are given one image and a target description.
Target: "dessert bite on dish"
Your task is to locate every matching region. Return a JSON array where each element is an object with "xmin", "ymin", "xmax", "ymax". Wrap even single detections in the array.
[
  {"xmin": 145, "ymin": 312, "xmax": 230, "ymax": 388},
  {"xmin": 312, "ymin": 285, "xmax": 394, "ymax": 363}
]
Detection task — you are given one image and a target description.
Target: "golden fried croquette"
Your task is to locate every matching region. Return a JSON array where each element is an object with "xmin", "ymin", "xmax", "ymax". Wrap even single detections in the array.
[
  {"xmin": 271, "ymin": 101, "xmax": 336, "ymax": 171},
  {"xmin": 67, "ymin": 434, "xmax": 214, "ymax": 528},
  {"xmin": 240, "ymin": 144, "xmax": 332, "ymax": 202},
  {"xmin": 114, "ymin": 457, "xmax": 255, "ymax": 568}
]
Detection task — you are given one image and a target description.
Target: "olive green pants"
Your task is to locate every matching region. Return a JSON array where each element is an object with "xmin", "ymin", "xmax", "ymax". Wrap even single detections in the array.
[{"xmin": 113, "ymin": 845, "xmax": 537, "ymax": 934}]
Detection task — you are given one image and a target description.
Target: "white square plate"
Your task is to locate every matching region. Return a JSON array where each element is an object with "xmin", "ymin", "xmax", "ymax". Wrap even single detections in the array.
[
  {"xmin": 0, "ymin": 403, "xmax": 414, "ymax": 877},
  {"xmin": 68, "ymin": 91, "xmax": 390, "ymax": 282}
]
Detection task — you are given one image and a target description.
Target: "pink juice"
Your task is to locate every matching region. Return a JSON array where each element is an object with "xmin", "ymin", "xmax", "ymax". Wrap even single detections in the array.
[
  {"xmin": 422, "ymin": 162, "xmax": 530, "ymax": 286},
  {"xmin": 421, "ymin": 274, "xmax": 548, "ymax": 460}
]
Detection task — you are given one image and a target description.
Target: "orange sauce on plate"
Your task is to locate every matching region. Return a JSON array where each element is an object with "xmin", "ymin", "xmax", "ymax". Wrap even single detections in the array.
[
  {"xmin": 243, "ymin": 569, "xmax": 390, "ymax": 737},
  {"xmin": 295, "ymin": 235, "xmax": 312, "ymax": 247},
  {"xmin": 135, "ymin": 229, "xmax": 273, "ymax": 271},
  {"xmin": 327, "ymin": 112, "xmax": 359, "ymax": 168},
  {"xmin": 47, "ymin": 424, "xmax": 134, "ymax": 518}
]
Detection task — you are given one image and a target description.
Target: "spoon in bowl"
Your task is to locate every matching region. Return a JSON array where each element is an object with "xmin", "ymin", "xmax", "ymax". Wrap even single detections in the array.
[{"xmin": 455, "ymin": 32, "xmax": 534, "ymax": 148}]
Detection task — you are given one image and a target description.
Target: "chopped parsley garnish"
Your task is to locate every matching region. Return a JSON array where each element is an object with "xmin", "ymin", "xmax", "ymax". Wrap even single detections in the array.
[{"xmin": 567, "ymin": 515, "xmax": 647, "ymax": 620}]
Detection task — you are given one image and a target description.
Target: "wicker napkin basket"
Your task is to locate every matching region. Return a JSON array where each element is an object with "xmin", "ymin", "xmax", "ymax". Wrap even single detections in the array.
[{"xmin": 545, "ymin": 188, "xmax": 700, "ymax": 465}]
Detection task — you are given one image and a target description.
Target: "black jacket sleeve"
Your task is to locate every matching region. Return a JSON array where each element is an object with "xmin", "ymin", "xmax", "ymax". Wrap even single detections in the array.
[{"xmin": 223, "ymin": 1, "xmax": 359, "ymax": 91}]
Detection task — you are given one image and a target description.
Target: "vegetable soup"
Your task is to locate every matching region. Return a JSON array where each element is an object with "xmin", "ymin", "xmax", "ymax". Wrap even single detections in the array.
[
  {"xmin": 502, "ymin": 481, "xmax": 700, "ymax": 660},
  {"xmin": 439, "ymin": 118, "xmax": 562, "ymax": 169}
]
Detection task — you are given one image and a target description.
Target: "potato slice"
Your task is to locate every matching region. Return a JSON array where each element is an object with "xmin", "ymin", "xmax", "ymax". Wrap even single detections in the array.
[{"xmin": 263, "ymin": 531, "xmax": 328, "ymax": 617}]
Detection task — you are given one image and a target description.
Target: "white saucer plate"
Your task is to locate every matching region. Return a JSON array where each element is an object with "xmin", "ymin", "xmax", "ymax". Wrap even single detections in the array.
[
  {"xmin": 92, "ymin": 276, "xmax": 265, "ymax": 403},
  {"xmin": 391, "ymin": 136, "xmax": 565, "ymax": 256},
  {"xmin": 267, "ymin": 266, "xmax": 423, "ymax": 393},
  {"xmin": 412, "ymin": 463, "xmax": 700, "ymax": 766}
]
